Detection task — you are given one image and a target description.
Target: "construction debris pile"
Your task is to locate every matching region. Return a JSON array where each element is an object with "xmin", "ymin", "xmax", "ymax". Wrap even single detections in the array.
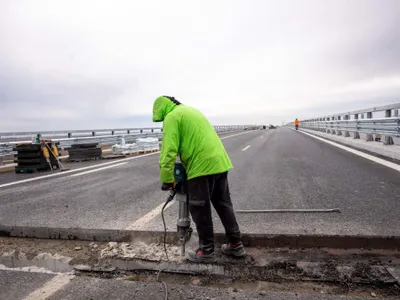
[
  {"xmin": 67, "ymin": 143, "xmax": 102, "ymax": 162},
  {"xmin": 111, "ymin": 136, "xmax": 159, "ymax": 155},
  {"xmin": 9, "ymin": 133, "xmax": 160, "ymax": 173},
  {"xmin": 136, "ymin": 137, "xmax": 160, "ymax": 151},
  {"xmin": 14, "ymin": 142, "xmax": 60, "ymax": 174},
  {"xmin": 100, "ymin": 242, "xmax": 182, "ymax": 262}
]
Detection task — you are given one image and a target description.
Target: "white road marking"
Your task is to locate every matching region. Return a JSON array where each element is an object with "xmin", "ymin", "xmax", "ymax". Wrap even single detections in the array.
[
  {"xmin": 297, "ymin": 130, "xmax": 400, "ymax": 172},
  {"xmin": 69, "ymin": 162, "xmax": 128, "ymax": 177},
  {"xmin": 242, "ymin": 145, "xmax": 251, "ymax": 151},
  {"xmin": 220, "ymin": 130, "xmax": 256, "ymax": 140},
  {"xmin": 260, "ymin": 135, "xmax": 264, "ymax": 138},
  {"xmin": 0, "ymin": 152, "xmax": 159, "ymax": 189},
  {"xmin": 23, "ymin": 274, "xmax": 75, "ymax": 300},
  {"xmin": 125, "ymin": 201, "xmax": 174, "ymax": 230}
]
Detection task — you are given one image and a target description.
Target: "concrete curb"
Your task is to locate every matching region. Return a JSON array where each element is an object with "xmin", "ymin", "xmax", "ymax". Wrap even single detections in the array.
[{"xmin": 1, "ymin": 225, "xmax": 399, "ymax": 250}]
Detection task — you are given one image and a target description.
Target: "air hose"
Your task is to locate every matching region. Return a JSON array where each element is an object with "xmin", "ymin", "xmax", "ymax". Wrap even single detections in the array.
[{"xmin": 158, "ymin": 189, "xmax": 176, "ymax": 300}]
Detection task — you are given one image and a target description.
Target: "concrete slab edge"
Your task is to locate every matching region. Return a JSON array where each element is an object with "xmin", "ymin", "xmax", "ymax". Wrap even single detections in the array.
[
  {"xmin": 95, "ymin": 258, "xmax": 397, "ymax": 286},
  {"xmin": 300, "ymin": 128, "xmax": 400, "ymax": 164},
  {"xmin": 1, "ymin": 225, "xmax": 399, "ymax": 250}
]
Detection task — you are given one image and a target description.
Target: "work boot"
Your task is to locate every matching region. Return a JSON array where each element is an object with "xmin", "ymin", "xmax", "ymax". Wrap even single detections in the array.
[
  {"xmin": 221, "ymin": 242, "xmax": 246, "ymax": 258},
  {"xmin": 186, "ymin": 248, "xmax": 216, "ymax": 263}
]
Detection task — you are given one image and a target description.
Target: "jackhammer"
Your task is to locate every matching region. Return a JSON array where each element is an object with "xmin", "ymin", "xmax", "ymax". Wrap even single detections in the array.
[{"xmin": 161, "ymin": 161, "xmax": 193, "ymax": 257}]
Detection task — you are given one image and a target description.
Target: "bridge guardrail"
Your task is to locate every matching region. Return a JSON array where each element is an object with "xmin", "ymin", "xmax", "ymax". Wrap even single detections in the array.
[
  {"xmin": 0, "ymin": 125, "xmax": 256, "ymax": 162},
  {"xmin": 296, "ymin": 103, "xmax": 400, "ymax": 145}
]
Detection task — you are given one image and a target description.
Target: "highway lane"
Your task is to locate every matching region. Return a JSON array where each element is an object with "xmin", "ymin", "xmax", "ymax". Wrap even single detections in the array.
[
  {"xmin": 1, "ymin": 127, "xmax": 399, "ymax": 238},
  {"xmin": 145, "ymin": 128, "xmax": 400, "ymax": 237},
  {"xmin": 230, "ymin": 127, "xmax": 400, "ymax": 236},
  {"xmin": 0, "ymin": 154, "xmax": 151, "ymax": 186},
  {"xmin": 0, "ymin": 130, "xmax": 262, "ymax": 229}
]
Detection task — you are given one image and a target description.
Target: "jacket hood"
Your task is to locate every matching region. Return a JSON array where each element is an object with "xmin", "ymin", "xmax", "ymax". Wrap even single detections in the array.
[{"xmin": 152, "ymin": 96, "xmax": 179, "ymax": 122}]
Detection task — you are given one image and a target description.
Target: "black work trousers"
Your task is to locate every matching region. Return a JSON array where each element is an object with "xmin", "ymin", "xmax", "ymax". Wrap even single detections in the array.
[{"xmin": 187, "ymin": 172, "xmax": 241, "ymax": 251}]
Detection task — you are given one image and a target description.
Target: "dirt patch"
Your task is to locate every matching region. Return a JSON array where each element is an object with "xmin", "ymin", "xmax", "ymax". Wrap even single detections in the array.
[
  {"xmin": 0, "ymin": 237, "xmax": 104, "ymax": 265},
  {"xmin": 320, "ymin": 260, "xmax": 341, "ymax": 280}
]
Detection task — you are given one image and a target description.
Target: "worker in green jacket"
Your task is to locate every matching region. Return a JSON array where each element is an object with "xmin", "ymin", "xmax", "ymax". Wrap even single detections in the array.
[{"xmin": 152, "ymin": 95, "xmax": 245, "ymax": 263}]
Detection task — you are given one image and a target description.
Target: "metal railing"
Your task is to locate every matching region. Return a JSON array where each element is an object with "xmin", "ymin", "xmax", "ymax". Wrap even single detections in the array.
[
  {"xmin": 0, "ymin": 125, "xmax": 255, "ymax": 162},
  {"xmin": 0, "ymin": 125, "xmax": 254, "ymax": 141},
  {"xmin": 295, "ymin": 103, "xmax": 400, "ymax": 145}
]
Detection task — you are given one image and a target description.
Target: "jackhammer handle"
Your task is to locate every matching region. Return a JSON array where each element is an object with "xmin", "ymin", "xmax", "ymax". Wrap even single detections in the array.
[
  {"xmin": 161, "ymin": 183, "xmax": 174, "ymax": 191},
  {"xmin": 168, "ymin": 192, "xmax": 176, "ymax": 201}
]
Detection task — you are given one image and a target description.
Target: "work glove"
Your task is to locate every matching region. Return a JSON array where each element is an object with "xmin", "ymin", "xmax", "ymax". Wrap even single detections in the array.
[{"xmin": 161, "ymin": 182, "xmax": 175, "ymax": 191}]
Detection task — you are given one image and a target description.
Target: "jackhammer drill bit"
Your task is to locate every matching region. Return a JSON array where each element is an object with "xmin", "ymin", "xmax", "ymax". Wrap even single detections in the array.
[
  {"xmin": 161, "ymin": 161, "xmax": 193, "ymax": 258},
  {"xmin": 174, "ymin": 161, "xmax": 192, "ymax": 256},
  {"xmin": 176, "ymin": 187, "xmax": 191, "ymax": 256}
]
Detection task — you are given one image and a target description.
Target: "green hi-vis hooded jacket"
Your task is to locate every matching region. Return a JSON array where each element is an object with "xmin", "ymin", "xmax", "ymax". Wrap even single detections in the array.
[{"xmin": 152, "ymin": 96, "xmax": 232, "ymax": 183}]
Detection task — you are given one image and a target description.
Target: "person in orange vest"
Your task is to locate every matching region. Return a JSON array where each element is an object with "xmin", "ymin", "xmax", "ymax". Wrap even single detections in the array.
[{"xmin": 295, "ymin": 118, "xmax": 299, "ymax": 130}]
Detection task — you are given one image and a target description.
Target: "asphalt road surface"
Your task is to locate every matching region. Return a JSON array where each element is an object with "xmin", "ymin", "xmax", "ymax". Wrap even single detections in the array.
[
  {"xmin": 0, "ymin": 128, "xmax": 399, "ymax": 237},
  {"xmin": 0, "ymin": 269, "xmax": 379, "ymax": 300}
]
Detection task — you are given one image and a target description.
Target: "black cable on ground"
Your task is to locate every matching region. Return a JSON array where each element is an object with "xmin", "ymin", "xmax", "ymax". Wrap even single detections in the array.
[
  {"xmin": 157, "ymin": 193, "xmax": 175, "ymax": 300},
  {"xmin": 157, "ymin": 269, "xmax": 168, "ymax": 300}
]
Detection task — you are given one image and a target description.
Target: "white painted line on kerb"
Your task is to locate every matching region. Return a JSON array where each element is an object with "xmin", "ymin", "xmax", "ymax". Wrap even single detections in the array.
[
  {"xmin": 0, "ymin": 151, "xmax": 159, "ymax": 189},
  {"xmin": 125, "ymin": 201, "xmax": 174, "ymax": 230},
  {"xmin": 69, "ymin": 162, "xmax": 128, "ymax": 177},
  {"xmin": 242, "ymin": 145, "xmax": 251, "ymax": 151},
  {"xmin": 23, "ymin": 274, "xmax": 75, "ymax": 300},
  {"xmin": 298, "ymin": 130, "xmax": 400, "ymax": 173}
]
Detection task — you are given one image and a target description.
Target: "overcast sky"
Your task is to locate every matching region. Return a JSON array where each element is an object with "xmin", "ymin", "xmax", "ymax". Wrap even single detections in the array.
[{"xmin": 1, "ymin": 0, "xmax": 400, "ymax": 131}]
